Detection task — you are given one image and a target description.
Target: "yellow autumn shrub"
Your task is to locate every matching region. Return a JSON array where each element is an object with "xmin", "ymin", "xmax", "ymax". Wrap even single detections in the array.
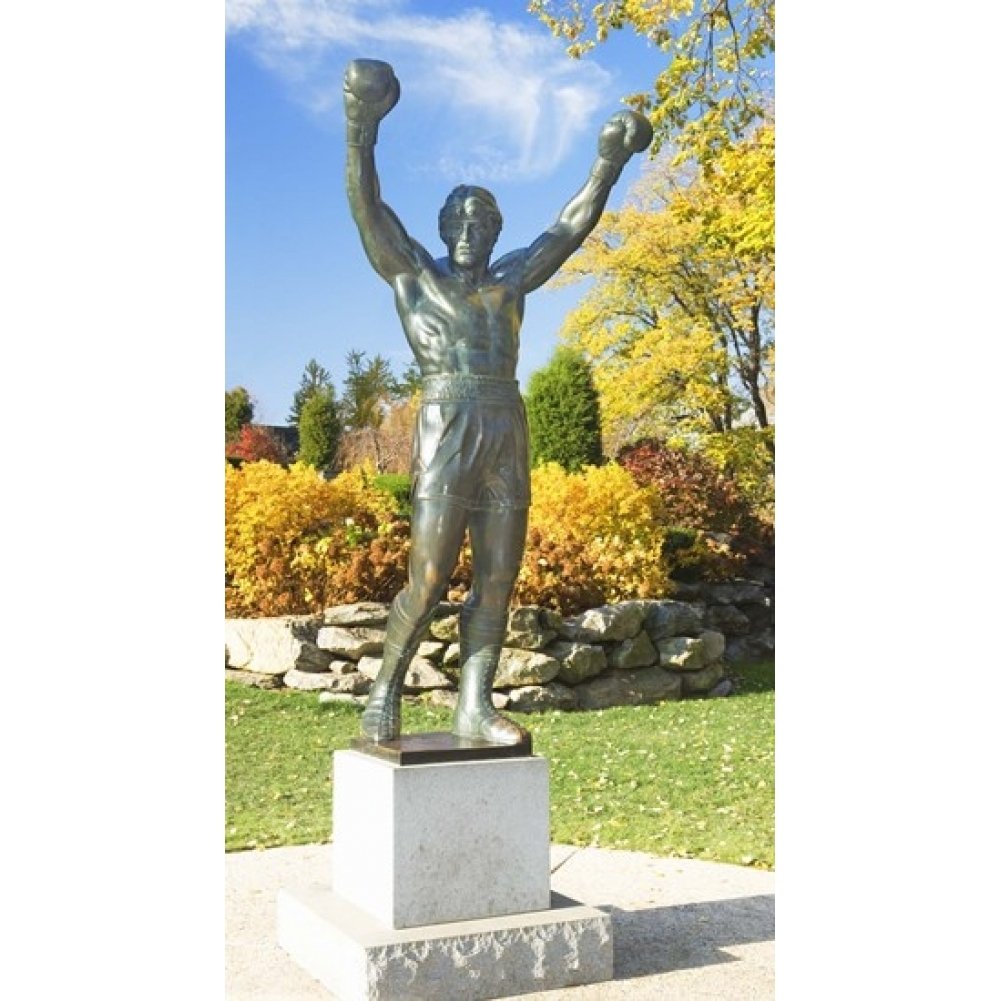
[
  {"xmin": 514, "ymin": 462, "xmax": 671, "ymax": 612},
  {"xmin": 226, "ymin": 460, "xmax": 671, "ymax": 618},
  {"xmin": 225, "ymin": 461, "xmax": 408, "ymax": 616}
]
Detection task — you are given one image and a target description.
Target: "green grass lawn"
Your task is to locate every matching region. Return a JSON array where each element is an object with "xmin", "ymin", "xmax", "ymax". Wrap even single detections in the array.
[{"xmin": 226, "ymin": 661, "xmax": 773, "ymax": 868}]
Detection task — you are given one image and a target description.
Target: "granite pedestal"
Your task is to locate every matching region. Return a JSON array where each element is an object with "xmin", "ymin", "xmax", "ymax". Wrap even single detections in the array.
[{"xmin": 277, "ymin": 742, "xmax": 613, "ymax": 1000}]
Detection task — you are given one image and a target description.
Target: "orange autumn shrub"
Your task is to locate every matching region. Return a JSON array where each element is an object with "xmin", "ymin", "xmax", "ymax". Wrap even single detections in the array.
[{"xmin": 225, "ymin": 461, "xmax": 408, "ymax": 616}]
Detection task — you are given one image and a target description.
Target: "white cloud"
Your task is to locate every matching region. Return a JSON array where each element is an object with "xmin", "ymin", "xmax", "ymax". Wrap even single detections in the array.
[{"xmin": 226, "ymin": 0, "xmax": 611, "ymax": 180}]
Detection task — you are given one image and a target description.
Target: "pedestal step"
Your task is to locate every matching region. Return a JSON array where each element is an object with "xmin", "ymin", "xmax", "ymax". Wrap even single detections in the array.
[{"xmin": 277, "ymin": 884, "xmax": 613, "ymax": 1001}]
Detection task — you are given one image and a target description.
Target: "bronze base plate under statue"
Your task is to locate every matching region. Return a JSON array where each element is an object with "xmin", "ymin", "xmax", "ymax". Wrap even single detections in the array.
[{"xmin": 351, "ymin": 730, "xmax": 532, "ymax": 766}]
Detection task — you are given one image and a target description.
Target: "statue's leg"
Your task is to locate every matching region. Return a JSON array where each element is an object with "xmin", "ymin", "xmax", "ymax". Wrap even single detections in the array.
[
  {"xmin": 360, "ymin": 496, "xmax": 468, "ymax": 741},
  {"xmin": 453, "ymin": 506, "xmax": 530, "ymax": 744}
]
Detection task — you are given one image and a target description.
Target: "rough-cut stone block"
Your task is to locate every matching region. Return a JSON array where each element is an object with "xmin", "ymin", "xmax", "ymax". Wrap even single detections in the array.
[
  {"xmin": 505, "ymin": 606, "xmax": 562, "ymax": 650},
  {"xmin": 561, "ymin": 601, "xmax": 647, "ymax": 643},
  {"xmin": 700, "ymin": 628, "xmax": 726, "ymax": 662},
  {"xmin": 417, "ymin": 640, "xmax": 445, "ymax": 660},
  {"xmin": 332, "ymin": 751, "xmax": 550, "ymax": 929},
  {"xmin": 657, "ymin": 635, "xmax": 700, "ymax": 669},
  {"xmin": 277, "ymin": 885, "xmax": 612, "ymax": 1001},
  {"xmin": 575, "ymin": 667, "xmax": 682, "ymax": 710},
  {"xmin": 425, "ymin": 689, "xmax": 509, "ymax": 711},
  {"xmin": 224, "ymin": 617, "xmax": 328, "ymax": 675},
  {"xmin": 316, "ymin": 625, "xmax": 386, "ymax": 659},
  {"xmin": 428, "ymin": 614, "xmax": 459, "ymax": 642},
  {"xmin": 705, "ymin": 604, "xmax": 752, "ymax": 635},
  {"xmin": 401, "ymin": 658, "xmax": 451, "ymax": 691},
  {"xmin": 645, "ymin": 600, "xmax": 704, "ymax": 641},
  {"xmin": 330, "ymin": 672, "xmax": 372, "ymax": 696},
  {"xmin": 608, "ymin": 630, "xmax": 658, "ymax": 669},
  {"xmin": 323, "ymin": 602, "xmax": 391, "ymax": 627},
  {"xmin": 224, "ymin": 668, "xmax": 284, "ymax": 690},
  {"xmin": 705, "ymin": 580, "xmax": 767, "ymax": 605},
  {"xmin": 284, "ymin": 668, "xmax": 340, "ymax": 692},
  {"xmin": 505, "ymin": 682, "xmax": 578, "ymax": 713},
  {"xmin": 355, "ymin": 655, "xmax": 449, "ymax": 690},
  {"xmin": 356, "ymin": 655, "xmax": 382, "ymax": 680},
  {"xmin": 657, "ymin": 629, "xmax": 726, "ymax": 671},
  {"xmin": 678, "ymin": 659, "xmax": 726, "ymax": 695},
  {"xmin": 548, "ymin": 641, "xmax": 607, "ymax": 685},
  {"xmin": 494, "ymin": 648, "xmax": 560, "ymax": 688},
  {"xmin": 329, "ymin": 659, "xmax": 360, "ymax": 677}
]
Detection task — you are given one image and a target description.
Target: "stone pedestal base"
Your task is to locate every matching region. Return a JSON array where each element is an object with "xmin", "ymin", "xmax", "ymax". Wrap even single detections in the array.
[
  {"xmin": 332, "ymin": 750, "xmax": 551, "ymax": 929},
  {"xmin": 277, "ymin": 883, "xmax": 613, "ymax": 1001}
]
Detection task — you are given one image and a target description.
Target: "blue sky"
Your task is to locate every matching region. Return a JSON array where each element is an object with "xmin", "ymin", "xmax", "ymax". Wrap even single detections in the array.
[{"xmin": 226, "ymin": 0, "xmax": 670, "ymax": 425}]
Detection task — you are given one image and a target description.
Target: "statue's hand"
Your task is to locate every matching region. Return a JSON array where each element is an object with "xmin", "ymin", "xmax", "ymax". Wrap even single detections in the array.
[
  {"xmin": 343, "ymin": 59, "xmax": 400, "ymax": 125},
  {"xmin": 598, "ymin": 110, "xmax": 653, "ymax": 166}
]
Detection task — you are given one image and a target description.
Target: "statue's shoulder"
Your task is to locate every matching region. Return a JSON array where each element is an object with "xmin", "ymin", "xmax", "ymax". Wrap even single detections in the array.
[{"xmin": 489, "ymin": 248, "xmax": 528, "ymax": 284}]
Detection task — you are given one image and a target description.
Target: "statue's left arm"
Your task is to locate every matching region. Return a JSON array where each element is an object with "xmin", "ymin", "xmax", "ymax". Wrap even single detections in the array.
[{"xmin": 496, "ymin": 111, "xmax": 652, "ymax": 292}]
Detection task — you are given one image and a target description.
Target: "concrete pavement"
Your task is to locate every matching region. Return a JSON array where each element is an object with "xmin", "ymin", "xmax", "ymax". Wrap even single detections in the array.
[{"xmin": 226, "ymin": 843, "xmax": 774, "ymax": 1000}]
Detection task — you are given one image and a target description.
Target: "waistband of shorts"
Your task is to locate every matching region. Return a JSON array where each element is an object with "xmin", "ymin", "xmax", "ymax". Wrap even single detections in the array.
[{"xmin": 421, "ymin": 374, "xmax": 522, "ymax": 403}]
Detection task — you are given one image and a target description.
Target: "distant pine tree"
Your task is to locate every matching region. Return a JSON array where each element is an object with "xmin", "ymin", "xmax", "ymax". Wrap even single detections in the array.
[
  {"xmin": 297, "ymin": 387, "xmax": 342, "ymax": 473},
  {"xmin": 288, "ymin": 359, "xmax": 334, "ymax": 428},
  {"xmin": 524, "ymin": 347, "xmax": 603, "ymax": 471}
]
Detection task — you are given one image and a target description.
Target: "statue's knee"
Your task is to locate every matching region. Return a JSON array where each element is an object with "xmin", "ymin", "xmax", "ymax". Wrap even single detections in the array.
[{"xmin": 470, "ymin": 569, "xmax": 517, "ymax": 611}]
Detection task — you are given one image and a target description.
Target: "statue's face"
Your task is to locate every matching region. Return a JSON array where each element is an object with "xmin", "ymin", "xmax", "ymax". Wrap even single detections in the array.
[{"xmin": 446, "ymin": 200, "xmax": 496, "ymax": 268}]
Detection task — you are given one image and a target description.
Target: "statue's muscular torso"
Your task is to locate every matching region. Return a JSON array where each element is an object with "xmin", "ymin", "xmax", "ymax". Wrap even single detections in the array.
[{"xmin": 392, "ymin": 258, "xmax": 525, "ymax": 379}]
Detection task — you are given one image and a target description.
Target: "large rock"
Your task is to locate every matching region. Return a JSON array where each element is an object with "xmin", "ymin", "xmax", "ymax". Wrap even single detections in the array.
[
  {"xmin": 355, "ymin": 655, "xmax": 383, "ymax": 680},
  {"xmin": 704, "ymin": 604, "xmax": 751, "ymax": 636},
  {"xmin": 547, "ymin": 641, "xmax": 607, "ymax": 686},
  {"xmin": 328, "ymin": 660, "xmax": 360, "ymax": 677},
  {"xmin": 645, "ymin": 601, "xmax": 704, "ymax": 642},
  {"xmin": 678, "ymin": 659, "xmax": 726, "ymax": 695},
  {"xmin": 561, "ymin": 601, "xmax": 649, "ymax": 643},
  {"xmin": 505, "ymin": 682, "xmax": 578, "ymax": 713},
  {"xmin": 315, "ymin": 625, "xmax": 386, "ymax": 660},
  {"xmin": 704, "ymin": 580, "xmax": 767, "ymax": 606},
  {"xmin": 418, "ymin": 641, "xmax": 445, "ymax": 661},
  {"xmin": 657, "ymin": 630, "xmax": 726, "ymax": 671},
  {"xmin": 608, "ymin": 631, "xmax": 658, "ymax": 669},
  {"xmin": 724, "ymin": 629, "xmax": 775, "ymax": 663},
  {"xmin": 426, "ymin": 689, "xmax": 509, "ymax": 711},
  {"xmin": 494, "ymin": 649, "xmax": 561, "ymax": 688},
  {"xmin": 322, "ymin": 602, "xmax": 391, "ymax": 627},
  {"xmin": 700, "ymin": 629, "xmax": 726, "ymax": 662},
  {"xmin": 669, "ymin": 581, "xmax": 705, "ymax": 601},
  {"xmin": 429, "ymin": 614, "xmax": 460, "ymax": 643},
  {"xmin": 330, "ymin": 672, "xmax": 372, "ymax": 696},
  {"xmin": 403, "ymin": 658, "xmax": 452, "ymax": 692},
  {"xmin": 505, "ymin": 606, "xmax": 563, "ymax": 650},
  {"xmin": 224, "ymin": 668, "xmax": 284, "ymax": 690},
  {"xmin": 224, "ymin": 617, "xmax": 330, "ymax": 675},
  {"xmin": 284, "ymin": 668, "xmax": 341, "ymax": 692},
  {"xmin": 575, "ymin": 668, "xmax": 682, "ymax": 710},
  {"xmin": 355, "ymin": 655, "xmax": 451, "ymax": 691}
]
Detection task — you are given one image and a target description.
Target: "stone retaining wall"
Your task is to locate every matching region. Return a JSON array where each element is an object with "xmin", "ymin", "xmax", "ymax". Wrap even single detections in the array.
[{"xmin": 225, "ymin": 580, "xmax": 773, "ymax": 712}]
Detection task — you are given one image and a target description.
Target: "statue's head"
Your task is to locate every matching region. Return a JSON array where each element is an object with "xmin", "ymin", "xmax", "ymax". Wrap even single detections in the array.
[{"xmin": 439, "ymin": 185, "xmax": 502, "ymax": 268}]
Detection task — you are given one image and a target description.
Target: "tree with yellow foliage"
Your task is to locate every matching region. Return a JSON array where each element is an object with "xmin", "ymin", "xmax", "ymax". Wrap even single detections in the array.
[
  {"xmin": 530, "ymin": 0, "xmax": 774, "ymax": 162},
  {"xmin": 555, "ymin": 121, "xmax": 773, "ymax": 472}
]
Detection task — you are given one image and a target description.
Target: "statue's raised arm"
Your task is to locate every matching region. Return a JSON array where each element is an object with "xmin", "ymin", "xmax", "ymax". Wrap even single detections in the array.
[
  {"xmin": 495, "ymin": 110, "xmax": 653, "ymax": 292},
  {"xmin": 344, "ymin": 60, "xmax": 428, "ymax": 282}
]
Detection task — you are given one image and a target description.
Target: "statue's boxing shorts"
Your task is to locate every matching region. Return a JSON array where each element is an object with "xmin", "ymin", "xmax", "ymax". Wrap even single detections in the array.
[{"xmin": 411, "ymin": 374, "xmax": 531, "ymax": 512}]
